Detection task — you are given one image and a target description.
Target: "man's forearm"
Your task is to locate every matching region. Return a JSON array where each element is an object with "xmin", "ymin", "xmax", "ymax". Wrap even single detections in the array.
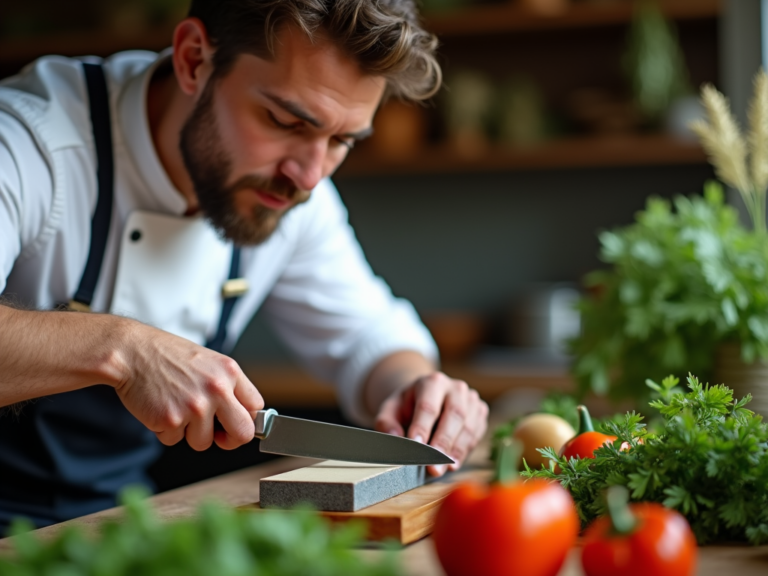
[
  {"xmin": 363, "ymin": 350, "xmax": 436, "ymax": 417},
  {"xmin": 0, "ymin": 304, "xmax": 131, "ymax": 406}
]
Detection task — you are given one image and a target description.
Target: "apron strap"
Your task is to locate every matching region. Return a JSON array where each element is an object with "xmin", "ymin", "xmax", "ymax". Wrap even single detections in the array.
[
  {"xmin": 74, "ymin": 61, "xmax": 242, "ymax": 353},
  {"xmin": 69, "ymin": 62, "xmax": 114, "ymax": 312},
  {"xmin": 206, "ymin": 246, "xmax": 242, "ymax": 353}
]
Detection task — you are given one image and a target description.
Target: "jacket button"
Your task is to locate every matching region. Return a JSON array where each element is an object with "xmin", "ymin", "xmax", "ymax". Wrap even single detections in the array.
[{"xmin": 130, "ymin": 230, "xmax": 142, "ymax": 242}]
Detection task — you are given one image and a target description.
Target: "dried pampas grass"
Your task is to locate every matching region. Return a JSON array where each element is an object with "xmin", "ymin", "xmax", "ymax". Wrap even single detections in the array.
[{"xmin": 690, "ymin": 69, "xmax": 768, "ymax": 233}]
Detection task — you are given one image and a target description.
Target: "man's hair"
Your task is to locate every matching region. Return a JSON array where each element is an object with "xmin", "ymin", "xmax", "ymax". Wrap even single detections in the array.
[{"xmin": 187, "ymin": 0, "xmax": 441, "ymax": 100}]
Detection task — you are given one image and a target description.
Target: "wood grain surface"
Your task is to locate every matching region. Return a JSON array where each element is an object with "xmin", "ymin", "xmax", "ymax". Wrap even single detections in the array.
[
  {"xmin": 245, "ymin": 467, "xmax": 491, "ymax": 544},
  {"xmin": 2, "ymin": 458, "xmax": 768, "ymax": 575}
]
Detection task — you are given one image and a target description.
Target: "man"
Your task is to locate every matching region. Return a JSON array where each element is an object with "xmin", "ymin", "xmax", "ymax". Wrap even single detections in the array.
[{"xmin": 0, "ymin": 0, "xmax": 488, "ymax": 531}]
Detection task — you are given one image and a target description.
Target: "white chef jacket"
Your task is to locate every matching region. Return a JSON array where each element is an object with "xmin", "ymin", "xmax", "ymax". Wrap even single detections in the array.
[{"xmin": 0, "ymin": 50, "xmax": 438, "ymax": 426}]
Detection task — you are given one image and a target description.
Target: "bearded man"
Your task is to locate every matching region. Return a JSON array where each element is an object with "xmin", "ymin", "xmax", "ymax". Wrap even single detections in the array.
[{"xmin": 0, "ymin": 0, "xmax": 488, "ymax": 531}]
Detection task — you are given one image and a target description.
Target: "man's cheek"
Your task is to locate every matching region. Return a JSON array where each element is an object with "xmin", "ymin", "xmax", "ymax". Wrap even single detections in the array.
[{"xmin": 229, "ymin": 134, "xmax": 295, "ymax": 179}]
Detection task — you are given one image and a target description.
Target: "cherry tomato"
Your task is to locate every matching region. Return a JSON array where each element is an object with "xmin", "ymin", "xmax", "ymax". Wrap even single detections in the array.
[
  {"xmin": 559, "ymin": 405, "xmax": 616, "ymax": 460},
  {"xmin": 581, "ymin": 486, "xmax": 697, "ymax": 576},
  {"xmin": 433, "ymin": 439, "xmax": 579, "ymax": 576}
]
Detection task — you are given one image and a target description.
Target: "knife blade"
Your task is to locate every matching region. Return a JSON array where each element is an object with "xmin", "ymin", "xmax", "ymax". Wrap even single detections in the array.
[{"xmin": 253, "ymin": 409, "xmax": 453, "ymax": 466}]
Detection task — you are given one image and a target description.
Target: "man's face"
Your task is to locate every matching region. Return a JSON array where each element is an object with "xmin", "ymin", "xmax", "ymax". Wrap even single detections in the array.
[{"xmin": 180, "ymin": 27, "xmax": 386, "ymax": 245}]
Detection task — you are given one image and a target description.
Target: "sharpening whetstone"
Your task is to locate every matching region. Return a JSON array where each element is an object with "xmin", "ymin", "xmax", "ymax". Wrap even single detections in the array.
[
  {"xmin": 244, "ymin": 467, "xmax": 492, "ymax": 544},
  {"xmin": 259, "ymin": 460, "xmax": 426, "ymax": 512}
]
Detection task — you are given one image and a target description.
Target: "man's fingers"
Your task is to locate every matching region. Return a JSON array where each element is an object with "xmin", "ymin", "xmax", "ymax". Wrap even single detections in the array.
[
  {"xmin": 152, "ymin": 408, "xmax": 186, "ymax": 447},
  {"xmin": 372, "ymin": 370, "xmax": 489, "ymax": 479},
  {"xmin": 473, "ymin": 396, "xmax": 489, "ymax": 443},
  {"xmin": 155, "ymin": 426, "xmax": 185, "ymax": 447},
  {"xmin": 446, "ymin": 427, "xmax": 472, "ymax": 472},
  {"xmin": 405, "ymin": 374, "xmax": 450, "ymax": 444},
  {"xmin": 375, "ymin": 396, "xmax": 405, "ymax": 436},
  {"xmin": 447, "ymin": 395, "xmax": 489, "ymax": 471},
  {"xmin": 421, "ymin": 379, "xmax": 468, "ymax": 478},
  {"xmin": 428, "ymin": 380, "xmax": 470, "ymax": 457},
  {"xmin": 185, "ymin": 408, "xmax": 215, "ymax": 452},
  {"xmin": 233, "ymin": 373, "xmax": 265, "ymax": 418},
  {"xmin": 397, "ymin": 386, "xmax": 416, "ymax": 428},
  {"xmin": 203, "ymin": 360, "xmax": 256, "ymax": 450},
  {"xmin": 213, "ymin": 396, "xmax": 256, "ymax": 450}
]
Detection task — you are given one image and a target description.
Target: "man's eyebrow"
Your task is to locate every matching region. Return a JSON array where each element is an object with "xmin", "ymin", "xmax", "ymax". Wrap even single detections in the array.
[
  {"xmin": 261, "ymin": 90, "xmax": 374, "ymax": 140},
  {"xmin": 262, "ymin": 91, "xmax": 323, "ymax": 128}
]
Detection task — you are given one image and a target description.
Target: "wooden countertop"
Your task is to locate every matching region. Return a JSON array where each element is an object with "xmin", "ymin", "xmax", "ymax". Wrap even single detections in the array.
[{"xmin": 2, "ymin": 457, "xmax": 768, "ymax": 575}]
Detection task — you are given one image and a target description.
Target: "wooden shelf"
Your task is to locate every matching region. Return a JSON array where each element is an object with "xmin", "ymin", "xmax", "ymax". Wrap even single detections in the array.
[
  {"xmin": 0, "ymin": 0, "xmax": 720, "ymax": 68},
  {"xmin": 425, "ymin": 0, "xmax": 721, "ymax": 37},
  {"xmin": 336, "ymin": 134, "xmax": 707, "ymax": 178},
  {"xmin": 0, "ymin": 27, "xmax": 174, "ymax": 67}
]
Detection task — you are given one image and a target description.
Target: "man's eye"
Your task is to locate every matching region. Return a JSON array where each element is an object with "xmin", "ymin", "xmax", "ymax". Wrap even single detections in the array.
[
  {"xmin": 335, "ymin": 137, "xmax": 355, "ymax": 150},
  {"xmin": 268, "ymin": 111, "xmax": 298, "ymax": 130}
]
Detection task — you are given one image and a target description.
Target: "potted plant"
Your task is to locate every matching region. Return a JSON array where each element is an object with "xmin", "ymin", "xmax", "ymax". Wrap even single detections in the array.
[
  {"xmin": 571, "ymin": 71, "xmax": 768, "ymax": 411},
  {"xmin": 623, "ymin": 0, "xmax": 691, "ymax": 128}
]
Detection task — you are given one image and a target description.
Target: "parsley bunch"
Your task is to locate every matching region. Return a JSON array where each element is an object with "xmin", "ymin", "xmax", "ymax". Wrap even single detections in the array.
[
  {"xmin": 571, "ymin": 182, "xmax": 768, "ymax": 401},
  {"xmin": 0, "ymin": 489, "xmax": 399, "ymax": 576},
  {"xmin": 523, "ymin": 374, "xmax": 768, "ymax": 545}
]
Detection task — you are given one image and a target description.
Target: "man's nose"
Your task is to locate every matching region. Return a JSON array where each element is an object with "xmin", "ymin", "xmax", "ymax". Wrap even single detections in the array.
[{"xmin": 279, "ymin": 140, "xmax": 328, "ymax": 192}]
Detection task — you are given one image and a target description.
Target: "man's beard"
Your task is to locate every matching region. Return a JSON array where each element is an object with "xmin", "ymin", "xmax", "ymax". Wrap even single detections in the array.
[{"xmin": 179, "ymin": 77, "xmax": 310, "ymax": 245}]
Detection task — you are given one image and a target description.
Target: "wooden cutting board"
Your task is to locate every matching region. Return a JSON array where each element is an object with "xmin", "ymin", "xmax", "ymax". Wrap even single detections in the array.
[{"xmin": 241, "ymin": 467, "xmax": 491, "ymax": 544}]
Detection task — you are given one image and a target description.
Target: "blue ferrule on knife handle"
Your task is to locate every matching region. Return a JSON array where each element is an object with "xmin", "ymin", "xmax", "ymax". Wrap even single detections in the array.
[{"xmin": 254, "ymin": 409, "xmax": 279, "ymax": 439}]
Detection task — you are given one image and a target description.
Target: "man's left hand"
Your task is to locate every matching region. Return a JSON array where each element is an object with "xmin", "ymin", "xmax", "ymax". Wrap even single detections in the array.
[{"xmin": 374, "ymin": 372, "xmax": 489, "ymax": 476}]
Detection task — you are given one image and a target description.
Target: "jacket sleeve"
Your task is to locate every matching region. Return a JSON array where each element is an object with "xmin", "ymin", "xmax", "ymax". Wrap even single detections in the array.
[
  {"xmin": 0, "ymin": 111, "xmax": 53, "ymax": 294},
  {"xmin": 262, "ymin": 179, "xmax": 438, "ymax": 426}
]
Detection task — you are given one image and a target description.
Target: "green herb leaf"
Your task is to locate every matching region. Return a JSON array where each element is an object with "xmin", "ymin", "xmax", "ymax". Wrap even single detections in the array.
[
  {"xmin": 523, "ymin": 374, "xmax": 768, "ymax": 545},
  {"xmin": 2, "ymin": 493, "xmax": 400, "ymax": 575},
  {"xmin": 570, "ymin": 183, "xmax": 768, "ymax": 401}
]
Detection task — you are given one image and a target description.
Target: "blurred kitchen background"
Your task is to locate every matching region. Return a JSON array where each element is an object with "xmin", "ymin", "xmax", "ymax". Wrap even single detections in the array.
[{"xmin": 1, "ymin": 0, "xmax": 763, "ymax": 487}]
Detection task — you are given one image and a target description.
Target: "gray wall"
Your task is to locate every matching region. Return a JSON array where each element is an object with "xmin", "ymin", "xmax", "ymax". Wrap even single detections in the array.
[
  {"xmin": 720, "ymin": 0, "xmax": 765, "ymax": 221},
  {"xmin": 232, "ymin": 164, "xmax": 714, "ymax": 362},
  {"xmin": 721, "ymin": 0, "xmax": 763, "ymax": 127}
]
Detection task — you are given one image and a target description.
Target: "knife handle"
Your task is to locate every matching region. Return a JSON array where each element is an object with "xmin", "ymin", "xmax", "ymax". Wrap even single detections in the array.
[{"xmin": 254, "ymin": 408, "xmax": 279, "ymax": 439}]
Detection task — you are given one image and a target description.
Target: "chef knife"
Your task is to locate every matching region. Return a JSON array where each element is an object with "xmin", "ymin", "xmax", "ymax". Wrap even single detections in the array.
[{"xmin": 252, "ymin": 408, "xmax": 453, "ymax": 466}]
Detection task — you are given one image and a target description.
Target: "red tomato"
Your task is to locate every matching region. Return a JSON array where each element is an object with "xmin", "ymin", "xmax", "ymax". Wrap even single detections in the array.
[
  {"xmin": 559, "ymin": 405, "xmax": 616, "ymax": 460},
  {"xmin": 560, "ymin": 430, "xmax": 617, "ymax": 460},
  {"xmin": 433, "ymin": 439, "xmax": 579, "ymax": 576},
  {"xmin": 581, "ymin": 489, "xmax": 697, "ymax": 576}
]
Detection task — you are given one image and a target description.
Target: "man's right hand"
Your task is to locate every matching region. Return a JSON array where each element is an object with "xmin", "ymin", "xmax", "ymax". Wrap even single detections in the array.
[
  {"xmin": 114, "ymin": 321, "xmax": 265, "ymax": 451},
  {"xmin": 0, "ymin": 305, "xmax": 263, "ymax": 451}
]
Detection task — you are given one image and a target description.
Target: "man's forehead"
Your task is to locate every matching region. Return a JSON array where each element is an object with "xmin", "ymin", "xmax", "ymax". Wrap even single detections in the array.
[
  {"xmin": 229, "ymin": 45, "xmax": 385, "ymax": 129},
  {"xmin": 241, "ymin": 25, "xmax": 385, "ymax": 97}
]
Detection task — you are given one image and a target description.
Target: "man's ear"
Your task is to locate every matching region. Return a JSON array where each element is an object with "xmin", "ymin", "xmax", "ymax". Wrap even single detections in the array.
[{"xmin": 172, "ymin": 17, "xmax": 216, "ymax": 97}]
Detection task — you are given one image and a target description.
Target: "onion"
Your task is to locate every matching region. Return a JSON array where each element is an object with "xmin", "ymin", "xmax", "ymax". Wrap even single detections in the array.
[{"xmin": 512, "ymin": 413, "xmax": 576, "ymax": 469}]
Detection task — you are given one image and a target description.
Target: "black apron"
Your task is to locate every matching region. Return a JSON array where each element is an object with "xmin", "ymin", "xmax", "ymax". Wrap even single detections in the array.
[{"xmin": 0, "ymin": 62, "xmax": 241, "ymax": 533}]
